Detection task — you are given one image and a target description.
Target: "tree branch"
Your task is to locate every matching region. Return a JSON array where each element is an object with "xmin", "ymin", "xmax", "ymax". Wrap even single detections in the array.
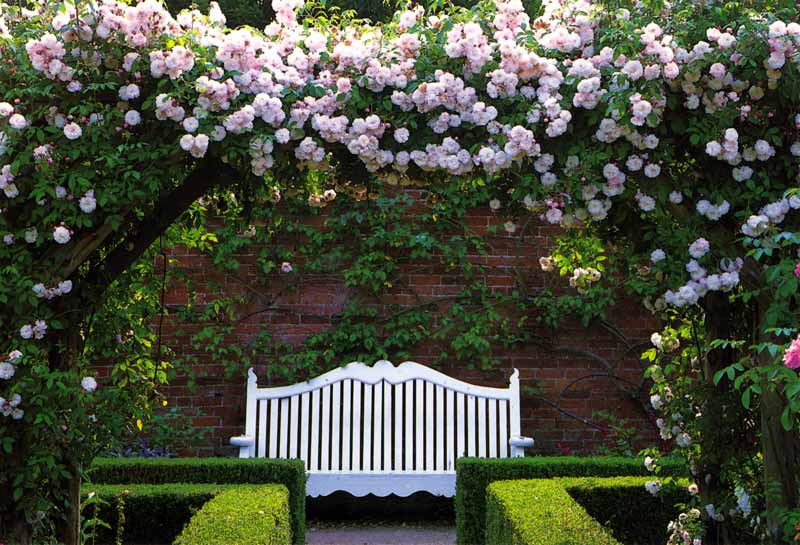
[{"xmin": 74, "ymin": 158, "xmax": 239, "ymax": 303}]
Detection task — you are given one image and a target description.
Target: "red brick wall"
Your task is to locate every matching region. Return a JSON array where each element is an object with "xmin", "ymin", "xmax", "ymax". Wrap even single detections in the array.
[{"xmin": 126, "ymin": 204, "xmax": 659, "ymax": 456}]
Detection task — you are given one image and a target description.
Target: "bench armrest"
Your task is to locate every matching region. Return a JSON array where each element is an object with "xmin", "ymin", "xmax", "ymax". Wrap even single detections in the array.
[
  {"xmin": 509, "ymin": 435, "xmax": 535, "ymax": 449},
  {"xmin": 230, "ymin": 434, "xmax": 255, "ymax": 447}
]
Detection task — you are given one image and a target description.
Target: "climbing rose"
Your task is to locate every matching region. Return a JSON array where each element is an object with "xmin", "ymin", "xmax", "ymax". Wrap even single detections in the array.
[
  {"xmin": 784, "ymin": 335, "xmax": 800, "ymax": 369},
  {"xmin": 794, "ymin": 261, "xmax": 800, "ymax": 278},
  {"xmin": 0, "ymin": 362, "xmax": 14, "ymax": 380},
  {"xmin": 650, "ymin": 249, "xmax": 666, "ymax": 263},
  {"xmin": 8, "ymin": 113, "xmax": 26, "ymax": 129},
  {"xmin": 79, "ymin": 191, "xmax": 96, "ymax": 213},
  {"xmin": 125, "ymin": 110, "xmax": 142, "ymax": 126},
  {"xmin": 688, "ymin": 238, "xmax": 710, "ymax": 259},
  {"xmin": 645, "ymin": 480, "xmax": 661, "ymax": 495},
  {"xmin": 81, "ymin": 377, "xmax": 98, "ymax": 393},
  {"xmin": 650, "ymin": 333, "xmax": 663, "ymax": 349},
  {"xmin": 53, "ymin": 225, "xmax": 70, "ymax": 244},
  {"xmin": 63, "ymin": 122, "xmax": 82, "ymax": 140},
  {"xmin": 280, "ymin": 262, "xmax": 293, "ymax": 273}
]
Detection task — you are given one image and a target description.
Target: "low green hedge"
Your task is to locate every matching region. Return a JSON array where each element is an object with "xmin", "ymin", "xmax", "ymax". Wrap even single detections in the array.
[
  {"xmin": 486, "ymin": 479, "xmax": 622, "ymax": 545},
  {"xmin": 455, "ymin": 456, "xmax": 687, "ymax": 545},
  {"xmin": 174, "ymin": 484, "xmax": 291, "ymax": 545},
  {"xmin": 562, "ymin": 477, "xmax": 688, "ymax": 545},
  {"xmin": 89, "ymin": 457, "xmax": 306, "ymax": 543},
  {"xmin": 485, "ymin": 477, "xmax": 691, "ymax": 545},
  {"xmin": 82, "ymin": 483, "xmax": 229, "ymax": 544}
]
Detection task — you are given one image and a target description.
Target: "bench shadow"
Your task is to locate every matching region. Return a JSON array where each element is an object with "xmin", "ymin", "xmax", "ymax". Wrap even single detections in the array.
[{"xmin": 307, "ymin": 491, "xmax": 454, "ymax": 524}]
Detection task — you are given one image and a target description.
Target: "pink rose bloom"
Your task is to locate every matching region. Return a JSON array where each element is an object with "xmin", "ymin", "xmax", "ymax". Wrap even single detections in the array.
[
  {"xmin": 280, "ymin": 262, "xmax": 293, "ymax": 273},
  {"xmin": 794, "ymin": 261, "xmax": 800, "ymax": 279},
  {"xmin": 709, "ymin": 62, "xmax": 726, "ymax": 79},
  {"xmin": 785, "ymin": 335, "xmax": 800, "ymax": 369},
  {"xmin": 336, "ymin": 78, "xmax": 351, "ymax": 93}
]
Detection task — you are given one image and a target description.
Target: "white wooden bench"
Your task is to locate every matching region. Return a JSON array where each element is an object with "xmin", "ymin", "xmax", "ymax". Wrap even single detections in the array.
[{"xmin": 230, "ymin": 360, "xmax": 534, "ymax": 497}]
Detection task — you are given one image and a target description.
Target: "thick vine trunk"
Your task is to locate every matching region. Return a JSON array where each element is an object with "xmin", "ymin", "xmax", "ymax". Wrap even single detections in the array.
[
  {"xmin": 1, "ymin": 514, "xmax": 33, "ymax": 545},
  {"xmin": 62, "ymin": 465, "xmax": 82, "ymax": 545},
  {"xmin": 758, "ymin": 324, "xmax": 800, "ymax": 541},
  {"xmin": 701, "ymin": 292, "xmax": 736, "ymax": 545},
  {"xmin": 760, "ymin": 385, "xmax": 799, "ymax": 540},
  {"xmin": 52, "ymin": 325, "xmax": 82, "ymax": 545}
]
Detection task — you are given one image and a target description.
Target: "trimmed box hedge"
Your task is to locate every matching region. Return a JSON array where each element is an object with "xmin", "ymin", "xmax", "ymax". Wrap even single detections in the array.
[
  {"xmin": 82, "ymin": 483, "xmax": 229, "ymax": 544},
  {"xmin": 89, "ymin": 457, "xmax": 306, "ymax": 544},
  {"xmin": 455, "ymin": 456, "xmax": 687, "ymax": 545},
  {"xmin": 485, "ymin": 477, "xmax": 690, "ymax": 545},
  {"xmin": 174, "ymin": 484, "xmax": 291, "ymax": 545},
  {"xmin": 486, "ymin": 479, "xmax": 623, "ymax": 545},
  {"xmin": 561, "ymin": 477, "xmax": 688, "ymax": 545}
]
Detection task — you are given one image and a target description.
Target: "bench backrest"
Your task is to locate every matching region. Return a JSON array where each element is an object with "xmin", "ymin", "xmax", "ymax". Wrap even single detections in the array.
[{"xmin": 237, "ymin": 360, "xmax": 524, "ymax": 470}]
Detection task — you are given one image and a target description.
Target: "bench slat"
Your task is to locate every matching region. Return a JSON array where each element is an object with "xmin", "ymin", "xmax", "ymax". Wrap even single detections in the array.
[
  {"xmin": 310, "ymin": 389, "xmax": 320, "ymax": 471},
  {"xmin": 331, "ymin": 382, "xmax": 341, "ymax": 471},
  {"xmin": 377, "ymin": 382, "xmax": 386, "ymax": 471},
  {"xmin": 436, "ymin": 385, "xmax": 444, "ymax": 471},
  {"xmin": 425, "ymin": 381, "xmax": 434, "ymax": 471},
  {"xmin": 489, "ymin": 398, "xmax": 497, "ymax": 458},
  {"xmin": 446, "ymin": 389, "xmax": 455, "ymax": 471},
  {"xmin": 352, "ymin": 381, "xmax": 361, "ymax": 472},
  {"xmin": 414, "ymin": 380, "xmax": 423, "ymax": 471},
  {"xmin": 289, "ymin": 395, "xmax": 299, "ymax": 459},
  {"xmin": 383, "ymin": 382, "xmax": 392, "ymax": 471},
  {"xmin": 258, "ymin": 400, "xmax": 267, "ymax": 457},
  {"xmin": 393, "ymin": 383, "xmax": 403, "ymax": 471},
  {"xmin": 499, "ymin": 399, "xmax": 508, "ymax": 458},
  {"xmin": 300, "ymin": 392, "xmax": 310, "ymax": 466},
  {"xmin": 269, "ymin": 398, "xmax": 279, "ymax": 458},
  {"xmin": 467, "ymin": 395, "xmax": 476, "ymax": 457},
  {"xmin": 363, "ymin": 384, "xmax": 373, "ymax": 471},
  {"xmin": 320, "ymin": 385, "xmax": 331, "ymax": 471},
  {"xmin": 405, "ymin": 381, "xmax": 414, "ymax": 471},
  {"xmin": 456, "ymin": 392, "xmax": 466, "ymax": 460},
  {"xmin": 342, "ymin": 380, "xmax": 352, "ymax": 471},
  {"xmin": 279, "ymin": 397, "xmax": 289, "ymax": 459},
  {"xmin": 478, "ymin": 397, "xmax": 486, "ymax": 458}
]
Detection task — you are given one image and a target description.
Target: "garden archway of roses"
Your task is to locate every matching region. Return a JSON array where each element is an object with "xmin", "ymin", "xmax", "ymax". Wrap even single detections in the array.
[{"xmin": 1, "ymin": 0, "xmax": 800, "ymax": 543}]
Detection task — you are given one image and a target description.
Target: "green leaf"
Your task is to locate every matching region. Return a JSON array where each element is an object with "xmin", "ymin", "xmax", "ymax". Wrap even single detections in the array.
[{"xmin": 781, "ymin": 408, "xmax": 794, "ymax": 431}]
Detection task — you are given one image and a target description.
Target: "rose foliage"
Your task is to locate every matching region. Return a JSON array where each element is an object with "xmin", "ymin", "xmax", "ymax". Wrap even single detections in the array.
[{"xmin": 0, "ymin": 0, "xmax": 800, "ymax": 541}]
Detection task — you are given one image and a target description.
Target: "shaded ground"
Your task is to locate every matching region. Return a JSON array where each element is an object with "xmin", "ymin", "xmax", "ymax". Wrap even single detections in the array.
[
  {"xmin": 306, "ymin": 521, "xmax": 456, "ymax": 545},
  {"xmin": 307, "ymin": 493, "xmax": 456, "ymax": 545}
]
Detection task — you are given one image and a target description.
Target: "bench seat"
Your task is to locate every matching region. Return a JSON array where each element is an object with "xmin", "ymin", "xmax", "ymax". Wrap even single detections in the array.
[{"xmin": 307, "ymin": 471, "xmax": 457, "ymax": 497}]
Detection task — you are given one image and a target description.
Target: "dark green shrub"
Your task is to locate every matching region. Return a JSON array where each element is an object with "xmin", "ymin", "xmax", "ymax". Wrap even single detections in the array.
[
  {"xmin": 455, "ymin": 456, "xmax": 687, "ymax": 545},
  {"xmin": 82, "ymin": 483, "xmax": 229, "ymax": 544},
  {"xmin": 162, "ymin": 0, "xmax": 543, "ymax": 30},
  {"xmin": 485, "ymin": 479, "xmax": 622, "ymax": 545},
  {"xmin": 174, "ymin": 485, "xmax": 291, "ymax": 545},
  {"xmin": 561, "ymin": 477, "xmax": 688, "ymax": 545},
  {"xmin": 88, "ymin": 457, "xmax": 306, "ymax": 543}
]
